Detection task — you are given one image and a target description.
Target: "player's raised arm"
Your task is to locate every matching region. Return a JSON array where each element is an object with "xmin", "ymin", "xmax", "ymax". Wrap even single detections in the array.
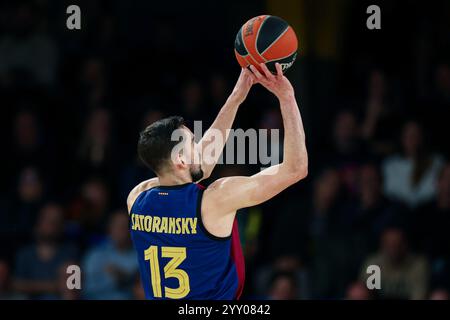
[
  {"xmin": 203, "ymin": 63, "xmax": 307, "ymax": 226},
  {"xmin": 197, "ymin": 68, "xmax": 256, "ymax": 180}
]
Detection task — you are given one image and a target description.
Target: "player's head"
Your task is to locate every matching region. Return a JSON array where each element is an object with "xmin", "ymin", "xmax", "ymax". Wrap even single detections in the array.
[{"xmin": 137, "ymin": 116, "xmax": 203, "ymax": 182}]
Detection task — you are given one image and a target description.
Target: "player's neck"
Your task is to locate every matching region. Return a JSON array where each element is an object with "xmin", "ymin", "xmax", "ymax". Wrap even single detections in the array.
[{"xmin": 158, "ymin": 173, "xmax": 193, "ymax": 187}]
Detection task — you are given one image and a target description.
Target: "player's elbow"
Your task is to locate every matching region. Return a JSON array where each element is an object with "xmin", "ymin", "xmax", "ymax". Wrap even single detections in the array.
[
  {"xmin": 292, "ymin": 164, "xmax": 308, "ymax": 182},
  {"xmin": 282, "ymin": 162, "xmax": 308, "ymax": 184},
  {"xmin": 290, "ymin": 156, "xmax": 308, "ymax": 180}
]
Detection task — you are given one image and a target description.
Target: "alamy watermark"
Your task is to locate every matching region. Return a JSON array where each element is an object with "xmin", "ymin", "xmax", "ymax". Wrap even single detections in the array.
[
  {"xmin": 66, "ymin": 265, "xmax": 81, "ymax": 290},
  {"xmin": 66, "ymin": 4, "xmax": 381, "ymax": 32},
  {"xmin": 367, "ymin": 5, "xmax": 381, "ymax": 30},
  {"xmin": 66, "ymin": 5, "xmax": 81, "ymax": 30},
  {"xmin": 170, "ymin": 121, "xmax": 281, "ymax": 173},
  {"xmin": 366, "ymin": 265, "xmax": 381, "ymax": 290}
]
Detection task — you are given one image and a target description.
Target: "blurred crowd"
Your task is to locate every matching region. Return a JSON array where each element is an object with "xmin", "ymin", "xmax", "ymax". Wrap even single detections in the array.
[{"xmin": 0, "ymin": 0, "xmax": 449, "ymax": 300}]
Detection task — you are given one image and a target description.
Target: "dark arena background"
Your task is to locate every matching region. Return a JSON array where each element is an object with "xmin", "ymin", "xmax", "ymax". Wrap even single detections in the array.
[{"xmin": 1, "ymin": 0, "xmax": 450, "ymax": 302}]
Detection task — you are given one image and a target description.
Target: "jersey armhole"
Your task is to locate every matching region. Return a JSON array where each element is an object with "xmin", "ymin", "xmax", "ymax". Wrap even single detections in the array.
[
  {"xmin": 196, "ymin": 188, "xmax": 232, "ymax": 241},
  {"xmin": 127, "ymin": 184, "xmax": 156, "ymax": 214}
]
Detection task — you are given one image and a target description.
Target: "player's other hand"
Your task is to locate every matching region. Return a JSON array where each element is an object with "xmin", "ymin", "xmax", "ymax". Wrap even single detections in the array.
[
  {"xmin": 231, "ymin": 68, "xmax": 257, "ymax": 104},
  {"xmin": 250, "ymin": 63, "xmax": 295, "ymax": 101}
]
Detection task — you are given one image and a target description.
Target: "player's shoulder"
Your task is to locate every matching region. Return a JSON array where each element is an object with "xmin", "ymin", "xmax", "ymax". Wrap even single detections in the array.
[
  {"xmin": 202, "ymin": 176, "xmax": 248, "ymax": 208},
  {"xmin": 202, "ymin": 177, "xmax": 231, "ymax": 199},
  {"xmin": 205, "ymin": 176, "xmax": 248, "ymax": 193},
  {"xmin": 127, "ymin": 177, "xmax": 160, "ymax": 213}
]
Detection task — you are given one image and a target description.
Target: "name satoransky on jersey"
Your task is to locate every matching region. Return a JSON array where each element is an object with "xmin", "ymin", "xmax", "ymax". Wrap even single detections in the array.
[{"xmin": 130, "ymin": 213, "xmax": 198, "ymax": 235}]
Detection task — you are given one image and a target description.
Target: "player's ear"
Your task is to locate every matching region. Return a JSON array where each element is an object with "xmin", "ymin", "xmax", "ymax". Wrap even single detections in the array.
[{"xmin": 175, "ymin": 151, "xmax": 187, "ymax": 169}]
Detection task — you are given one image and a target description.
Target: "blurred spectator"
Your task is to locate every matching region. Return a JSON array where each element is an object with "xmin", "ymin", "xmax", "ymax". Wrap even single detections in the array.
[
  {"xmin": 132, "ymin": 274, "xmax": 145, "ymax": 300},
  {"xmin": 12, "ymin": 110, "xmax": 40, "ymax": 156},
  {"xmin": 9, "ymin": 110, "xmax": 54, "ymax": 180},
  {"xmin": 308, "ymin": 168, "xmax": 352, "ymax": 297},
  {"xmin": 180, "ymin": 79, "xmax": 205, "ymax": 119},
  {"xmin": 323, "ymin": 164, "xmax": 410, "ymax": 297},
  {"xmin": 254, "ymin": 255, "xmax": 309, "ymax": 300},
  {"xmin": 333, "ymin": 110, "xmax": 360, "ymax": 158},
  {"xmin": 309, "ymin": 168, "xmax": 343, "ymax": 238},
  {"xmin": 67, "ymin": 177, "xmax": 111, "ymax": 246},
  {"xmin": 425, "ymin": 63, "xmax": 450, "ymax": 155},
  {"xmin": 77, "ymin": 108, "xmax": 118, "ymax": 180},
  {"xmin": 412, "ymin": 163, "xmax": 450, "ymax": 261},
  {"xmin": 429, "ymin": 288, "xmax": 449, "ymax": 300},
  {"xmin": 89, "ymin": 15, "xmax": 119, "ymax": 58},
  {"xmin": 82, "ymin": 210, "xmax": 138, "ymax": 299},
  {"xmin": 411, "ymin": 163, "xmax": 450, "ymax": 291},
  {"xmin": 141, "ymin": 109, "xmax": 165, "ymax": 129},
  {"xmin": 16, "ymin": 167, "xmax": 44, "ymax": 205},
  {"xmin": 7, "ymin": 108, "xmax": 56, "ymax": 197},
  {"xmin": 382, "ymin": 121, "xmax": 444, "ymax": 209},
  {"xmin": 79, "ymin": 58, "xmax": 109, "ymax": 110},
  {"xmin": 0, "ymin": 260, "xmax": 23, "ymax": 299},
  {"xmin": 434, "ymin": 64, "xmax": 450, "ymax": 104},
  {"xmin": 361, "ymin": 70, "xmax": 400, "ymax": 156},
  {"xmin": 13, "ymin": 203, "xmax": 77, "ymax": 299},
  {"xmin": 0, "ymin": 167, "xmax": 46, "ymax": 260},
  {"xmin": 342, "ymin": 164, "xmax": 408, "ymax": 248},
  {"xmin": 0, "ymin": 2, "xmax": 58, "ymax": 87},
  {"xmin": 209, "ymin": 72, "xmax": 229, "ymax": 107},
  {"xmin": 259, "ymin": 107, "xmax": 283, "ymax": 131},
  {"xmin": 268, "ymin": 198, "xmax": 309, "ymax": 264},
  {"xmin": 267, "ymin": 271, "xmax": 299, "ymax": 300},
  {"xmin": 345, "ymin": 281, "xmax": 373, "ymax": 300},
  {"xmin": 327, "ymin": 110, "xmax": 368, "ymax": 195},
  {"xmin": 360, "ymin": 227, "xmax": 429, "ymax": 299}
]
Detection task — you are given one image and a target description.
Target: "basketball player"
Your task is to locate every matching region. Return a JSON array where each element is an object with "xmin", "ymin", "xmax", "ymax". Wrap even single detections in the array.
[{"xmin": 127, "ymin": 63, "xmax": 308, "ymax": 300}]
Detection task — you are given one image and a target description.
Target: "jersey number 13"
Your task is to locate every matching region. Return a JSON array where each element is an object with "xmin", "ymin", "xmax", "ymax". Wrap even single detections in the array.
[{"xmin": 144, "ymin": 245, "xmax": 190, "ymax": 299}]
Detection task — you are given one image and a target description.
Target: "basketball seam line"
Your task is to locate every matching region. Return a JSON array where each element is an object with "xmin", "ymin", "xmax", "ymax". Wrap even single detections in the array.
[
  {"xmin": 265, "ymin": 51, "xmax": 297, "ymax": 64},
  {"xmin": 255, "ymin": 15, "xmax": 270, "ymax": 62},
  {"xmin": 260, "ymin": 25, "xmax": 290, "ymax": 56},
  {"xmin": 236, "ymin": 27, "xmax": 247, "ymax": 56},
  {"xmin": 245, "ymin": 55, "xmax": 258, "ymax": 67},
  {"xmin": 241, "ymin": 23, "xmax": 252, "ymax": 64}
]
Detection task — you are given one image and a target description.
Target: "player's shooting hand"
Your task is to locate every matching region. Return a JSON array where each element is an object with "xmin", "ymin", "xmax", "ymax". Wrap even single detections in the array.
[
  {"xmin": 230, "ymin": 68, "xmax": 257, "ymax": 104},
  {"xmin": 250, "ymin": 63, "xmax": 295, "ymax": 101}
]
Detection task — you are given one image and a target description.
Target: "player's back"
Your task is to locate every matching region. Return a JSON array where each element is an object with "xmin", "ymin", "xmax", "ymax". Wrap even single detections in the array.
[{"xmin": 129, "ymin": 182, "xmax": 244, "ymax": 300}]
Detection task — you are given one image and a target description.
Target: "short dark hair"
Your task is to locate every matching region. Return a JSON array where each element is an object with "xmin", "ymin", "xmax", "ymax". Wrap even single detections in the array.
[{"xmin": 137, "ymin": 116, "xmax": 185, "ymax": 173}]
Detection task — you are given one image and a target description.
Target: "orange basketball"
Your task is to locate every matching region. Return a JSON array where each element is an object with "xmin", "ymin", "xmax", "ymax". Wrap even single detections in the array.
[{"xmin": 234, "ymin": 15, "xmax": 298, "ymax": 74}]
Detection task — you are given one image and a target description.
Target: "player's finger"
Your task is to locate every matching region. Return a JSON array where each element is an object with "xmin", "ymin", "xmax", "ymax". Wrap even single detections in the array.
[
  {"xmin": 247, "ymin": 71, "xmax": 257, "ymax": 84},
  {"xmin": 275, "ymin": 63, "xmax": 283, "ymax": 78},
  {"xmin": 243, "ymin": 67, "xmax": 253, "ymax": 78},
  {"xmin": 242, "ymin": 68, "xmax": 254, "ymax": 84},
  {"xmin": 260, "ymin": 63, "xmax": 276, "ymax": 82},
  {"xmin": 241, "ymin": 68, "xmax": 251, "ymax": 81},
  {"xmin": 249, "ymin": 65, "xmax": 264, "ymax": 80}
]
